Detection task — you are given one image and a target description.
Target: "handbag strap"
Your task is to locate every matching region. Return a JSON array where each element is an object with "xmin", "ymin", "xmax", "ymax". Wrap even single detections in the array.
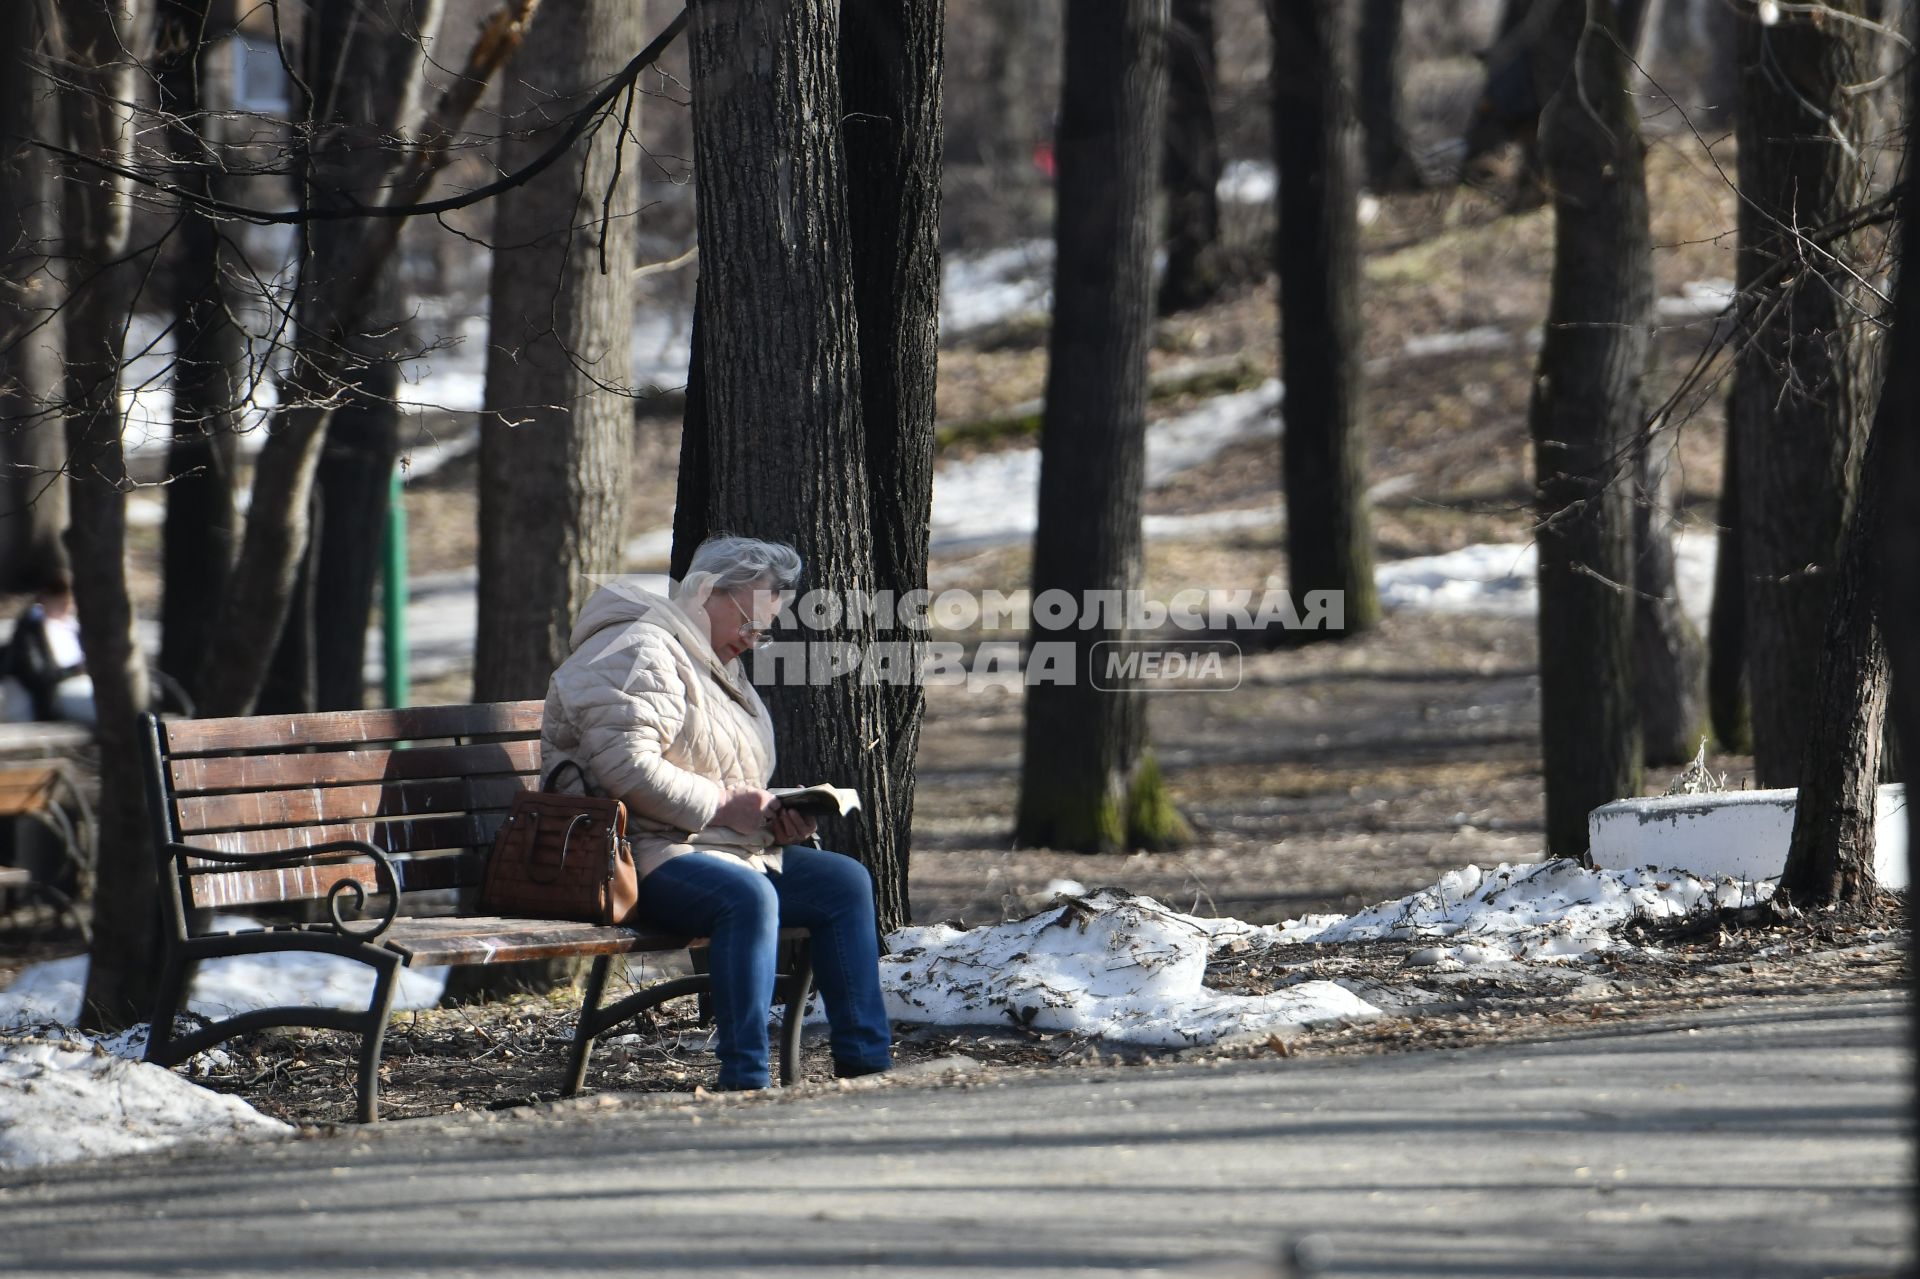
[{"xmin": 542, "ymin": 759, "xmax": 593, "ymax": 794}]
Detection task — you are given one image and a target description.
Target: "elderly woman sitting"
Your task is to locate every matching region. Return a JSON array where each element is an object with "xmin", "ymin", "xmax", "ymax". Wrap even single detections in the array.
[{"xmin": 541, "ymin": 535, "xmax": 891, "ymax": 1089}]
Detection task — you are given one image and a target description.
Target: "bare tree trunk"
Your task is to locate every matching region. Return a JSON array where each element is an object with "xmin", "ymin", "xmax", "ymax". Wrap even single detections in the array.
[
  {"xmin": 682, "ymin": 0, "xmax": 906, "ymax": 914},
  {"xmin": 0, "ymin": 0, "xmax": 70, "ymax": 590},
  {"xmin": 1270, "ymin": 0, "xmax": 1380, "ymax": 636},
  {"xmin": 1732, "ymin": 0, "xmax": 1876, "ymax": 786},
  {"xmin": 839, "ymin": 0, "xmax": 944, "ymax": 927},
  {"xmin": 156, "ymin": 0, "xmax": 244, "ymax": 698},
  {"xmin": 1356, "ymin": 0, "xmax": 1423, "ymax": 191},
  {"xmin": 257, "ymin": 0, "xmax": 439, "ymax": 715},
  {"xmin": 313, "ymin": 371, "xmax": 398, "ymax": 709},
  {"xmin": 474, "ymin": 0, "xmax": 638, "ymax": 703},
  {"xmin": 1014, "ymin": 0, "xmax": 1187, "ymax": 854},
  {"xmin": 1528, "ymin": 0, "xmax": 1645, "ymax": 858},
  {"xmin": 1876, "ymin": 0, "xmax": 1920, "ymax": 1194},
  {"xmin": 1781, "ymin": 412, "xmax": 1888, "ymax": 906},
  {"xmin": 58, "ymin": 0, "xmax": 160, "ymax": 1030},
  {"xmin": 1160, "ymin": 0, "xmax": 1225, "ymax": 314},
  {"xmin": 1633, "ymin": 418, "xmax": 1707, "ymax": 765},
  {"xmin": 670, "ymin": 285, "xmax": 709, "ymax": 583},
  {"xmin": 1707, "ymin": 408, "xmax": 1751, "ymax": 751},
  {"xmin": 193, "ymin": 0, "xmax": 530, "ymax": 717}
]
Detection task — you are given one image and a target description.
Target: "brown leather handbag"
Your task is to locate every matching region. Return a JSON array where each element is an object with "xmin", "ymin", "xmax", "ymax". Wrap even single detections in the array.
[{"xmin": 480, "ymin": 762, "xmax": 639, "ymax": 926}]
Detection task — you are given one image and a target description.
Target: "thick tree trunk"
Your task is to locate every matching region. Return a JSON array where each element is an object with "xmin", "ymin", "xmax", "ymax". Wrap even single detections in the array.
[
  {"xmin": 670, "ymin": 286, "xmax": 709, "ymax": 583},
  {"xmin": 1633, "ymin": 418, "xmax": 1707, "ymax": 765},
  {"xmin": 1781, "ymin": 413, "xmax": 1888, "ymax": 907},
  {"xmin": 1879, "ymin": 6, "xmax": 1920, "ymax": 1193},
  {"xmin": 1707, "ymin": 407, "xmax": 1751, "ymax": 751},
  {"xmin": 313, "ymin": 368, "xmax": 398, "ymax": 709},
  {"xmin": 1732, "ymin": 0, "xmax": 1876, "ymax": 786},
  {"xmin": 474, "ymin": 0, "xmax": 638, "ymax": 703},
  {"xmin": 1159, "ymin": 0, "xmax": 1225, "ymax": 314},
  {"xmin": 1356, "ymin": 0, "xmax": 1423, "ymax": 192},
  {"xmin": 0, "ymin": 0, "xmax": 70, "ymax": 589},
  {"xmin": 156, "ymin": 0, "xmax": 244, "ymax": 698},
  {"xmin": 1014, "ymin": 0, "xmax": 1186, "ymax": 854},
  {"xmin": 1527, "ymin": 0, "xmax": 1645, "ymax": 858},
  {"xmin": 838, "ymin": 0, "xmax": 943, "ymax": 927},
  {"xmin": 59, "ymin": 0, "xmax": 159, "ymax": 1030},
  {"xmin": 683, "ymin": 0, "xmax": 906, "ymax": 918},
  {"xmin": 1269, "ymin": 0, "xmax": 1380, "ymax": 636}
]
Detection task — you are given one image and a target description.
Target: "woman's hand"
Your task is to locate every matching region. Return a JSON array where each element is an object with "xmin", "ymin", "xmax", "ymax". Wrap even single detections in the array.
[
  {"xmin": 768, "ymin": 803, "xmax": 817, "ymax": 846},
  {"xmin": 713, "ymin": 787, "xmax": 778, "ymax": 834}
]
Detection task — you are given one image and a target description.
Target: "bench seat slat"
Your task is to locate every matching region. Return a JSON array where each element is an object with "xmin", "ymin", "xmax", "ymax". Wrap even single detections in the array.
[
  {"xmin": 184, "ymin": 851, "xmax": 482, "ymax": 909},
  {"xmin": 168, "ymin": 740, "xmax": 542, "ymax": 796},
  {"xmin": 161, "ymin": 702, "xmax": 543, "ymax": 756},
  {"xmin": 381, "ymin": 918, "xmax": 809, "ymax": 967},
  {"xmin": 175, "ymin": 775, "xmax": 533, "ymax": 835},
  {"xmin": 183, "ymin": 813, "xmax": 505, "ymax": 857}
]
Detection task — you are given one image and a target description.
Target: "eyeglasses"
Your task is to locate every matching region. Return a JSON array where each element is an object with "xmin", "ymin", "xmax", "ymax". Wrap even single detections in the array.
[{"xmin": 724, "ymin": 592, "xmax": 775, "ymax": 650}]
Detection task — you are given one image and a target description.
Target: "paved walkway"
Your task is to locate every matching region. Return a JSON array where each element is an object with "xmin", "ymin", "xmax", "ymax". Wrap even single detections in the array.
[{"xmin": 0, "ymin": 990, "xmax": 1909, "ymax": 1277}]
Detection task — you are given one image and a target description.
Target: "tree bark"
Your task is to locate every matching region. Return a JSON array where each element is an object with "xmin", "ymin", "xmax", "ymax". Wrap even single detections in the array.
[
  {"xmin": 670, "ymin": 285, "xmax": 710, "ymax": 584},
  {"xmin": 156, "ymin": 0, "xmax": 244, "ymax": 700},
  {"xmin": 313, "ymin": 366, "xmax": 399, "ymax": 709},
  {"xmin": 1707, "ymin": 407, "xmax": 1751, "ymax": 751},
  {"xmin": 1877, "ymin": 0, "xmax": 1920, "ymax": 1190},
  {"xmin": 1633, "ymin": 415, "xmax": 1707, "ymax": 765},
  {"xmin": 58, "ymin": 0, "xmax": 160, "ymax": 1030},
  {"xmin": 682, "ymin": 0, "xmax": 906, "ymax": 919},
  {"xmin": 1780, "ymin": 405, "xmax": 1888, "ymax": 906},
  {"xmin": 1269, "ymin": 0, "xmax": 1380, "ymax": 636},
  {"xmin": 1732, "ymin": 0, "xmax": 1876, "ymax": 786},
  {"xmin": 1527, "ymin": 0, "xmax": 1645, "ymax": 858},
  {"xmin": 1160, "ymin": 0, "xmax": 1225, "ymax": 314},
  {"xmin": 474, "ymin": 0, "xmax": 638, "ymax": 704},
  {"xmin": 0, "ymin": 0, "xmax": 70, "ymax": 590},
  {"xmin": 1014, "ymin": 0, "xmax": 1187, "ymax": 854},
  {"xmin": 838, "ymin": 0, "xmax": 944, "ymax": 927},
  {"xmin": 1356, "ymin": 0, "xmax": 1423, "ymax": 192}
]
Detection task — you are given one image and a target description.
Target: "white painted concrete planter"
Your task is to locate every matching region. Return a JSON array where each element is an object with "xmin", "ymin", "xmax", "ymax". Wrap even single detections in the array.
[{"xmin": 1588, "ymin": 784, "xmax": 1908, "ymax": 890}]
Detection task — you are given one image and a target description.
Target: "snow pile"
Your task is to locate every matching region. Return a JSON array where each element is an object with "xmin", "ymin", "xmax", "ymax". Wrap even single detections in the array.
[
  {"xmin": 0, "ymin": 932, "xmax": 447, "ymax": 1033},
  {"xmin": 1276, "ymin": 860, "xmax": 1773, "ymax": 969},
  {"xmin": 0, "ymin": 1037, "xmax": 289, "ymax": 1170},
  {"xmin": 879, "ymin": 890, "xmax": 1378, "ymax": 1046}
]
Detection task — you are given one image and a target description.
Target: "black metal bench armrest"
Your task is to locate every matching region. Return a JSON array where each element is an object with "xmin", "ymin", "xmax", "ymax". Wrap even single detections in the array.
[{"xmin": 165, "ymin": 839, "xmax": 402, "ymax": 942}]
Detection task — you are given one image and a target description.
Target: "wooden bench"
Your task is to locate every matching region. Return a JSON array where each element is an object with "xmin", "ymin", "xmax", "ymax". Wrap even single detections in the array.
[
  {"xmin": 0, "ymin": 760, "xmax": 95, "ymax": 941},
  {"xmin": 139, "ymin": 701, "xmax": 814, "ymax": 1121}
]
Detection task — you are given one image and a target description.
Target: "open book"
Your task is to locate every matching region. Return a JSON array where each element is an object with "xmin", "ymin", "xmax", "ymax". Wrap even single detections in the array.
[{"xmin": 770, "ymin": 784, "xmax": 862, "ymax": 818}]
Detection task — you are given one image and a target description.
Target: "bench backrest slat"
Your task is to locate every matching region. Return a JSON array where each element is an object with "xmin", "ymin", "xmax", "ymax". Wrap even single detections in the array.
[
  {"xmin": 180, "ymin": 812, "xmax": 507, "ymax": 858},
  {"xmin": 185, "ymin": 850, "xmax": 483, "ymax": 910},
  {"xmin": 167, "ymin": 739, "xmax": 541, "ymax": 795},
  {"xmin": 148, "ymin": 702, "xmax": 544, "ymax": 922},
  {"xmin": 161, "ymin": 702, "xmax": 543, "ymax": 756},
  {"xmin": 175, "ymin": 775, "xmax": 531, "ymax": 835}
]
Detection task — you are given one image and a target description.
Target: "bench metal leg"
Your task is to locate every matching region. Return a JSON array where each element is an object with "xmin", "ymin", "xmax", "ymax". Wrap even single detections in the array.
[
  {"xmin": 144, "ymin": 950, "xmax": 192, "ymax": 1066},
  {"xmin": 778, "ymin": 941, "xmax": 814, "ymax": 1087},
  {"xmin": 356, "ymin": 953, "xmax": 403, "ymax": 1124},
  {"xmin": 564, "ymin": 955, "xmax": 615, "ymax": 1096}
]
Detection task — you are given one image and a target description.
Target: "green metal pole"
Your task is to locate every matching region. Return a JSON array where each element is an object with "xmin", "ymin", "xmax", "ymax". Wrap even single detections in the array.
[{"xmin": 382, "ymin": 466, "xmax": 410, "ymax": 708}]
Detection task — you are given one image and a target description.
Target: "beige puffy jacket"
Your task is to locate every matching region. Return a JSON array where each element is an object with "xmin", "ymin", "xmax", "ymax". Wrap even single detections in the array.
[{"xmin": 540, "ymin": 584, "xmax": 780, "ymax": 881}]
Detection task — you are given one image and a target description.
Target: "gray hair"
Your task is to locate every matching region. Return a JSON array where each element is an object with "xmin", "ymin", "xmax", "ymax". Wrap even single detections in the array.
[{"xmin": 686, "ymin": 535, "xmax": 803, "ymax": 593}]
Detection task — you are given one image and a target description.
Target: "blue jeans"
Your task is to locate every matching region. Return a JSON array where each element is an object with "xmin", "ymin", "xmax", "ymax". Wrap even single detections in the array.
[{"xmin": 634, "ymin": 846, "xmax": 893, "ymax": 1089}]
